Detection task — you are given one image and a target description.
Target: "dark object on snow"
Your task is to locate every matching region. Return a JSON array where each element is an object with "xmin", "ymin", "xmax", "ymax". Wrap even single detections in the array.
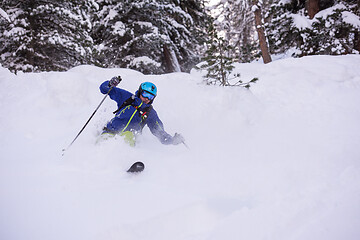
[{"xmin": 127, "ymin": 162, "xmax": 145, "ymax": 173}]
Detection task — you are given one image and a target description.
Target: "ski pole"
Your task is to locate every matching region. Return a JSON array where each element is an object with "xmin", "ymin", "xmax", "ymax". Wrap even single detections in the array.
[
  {"xmin": 182, "ymin": 141, "xmax": 190, "ymax": 149},
  {"xmin": 62, "ymin": 86, "xmax": 113, "ymax": 154}
]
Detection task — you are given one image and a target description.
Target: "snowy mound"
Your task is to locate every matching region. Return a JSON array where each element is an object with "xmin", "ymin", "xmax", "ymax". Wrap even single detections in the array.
[{"xmin": 1, "ymin": 55, "xmax": 360, "ymax": 240}]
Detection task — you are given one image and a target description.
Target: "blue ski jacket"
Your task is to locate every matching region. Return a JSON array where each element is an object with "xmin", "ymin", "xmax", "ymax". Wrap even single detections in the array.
[{"xmin": 100, "ymin": 81, "xmax": 174, "ymax": 144}]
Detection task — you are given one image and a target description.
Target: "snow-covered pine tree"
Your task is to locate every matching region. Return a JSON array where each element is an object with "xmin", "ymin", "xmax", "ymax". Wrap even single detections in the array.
[
  {"xmin": 0, "ymin": 7, "xmax": 11, "ymax": 67},
  {"xmin": 0, "ymin": 0, "xmax": 96, "ymax": 73},
  {"xmin": 91, "ymin": 0, "xmax": 209, "ymax": 74},
  {"xmin": 267, "ymin": 0, "xmax": 360, "ymax": 57},
  {"xmin": 300, "ymin": 1, "xmax": 360, "ymax": 55},
  {"xmin": 266, "ymin": 0, "xmax": 304, "ymax": 55}
]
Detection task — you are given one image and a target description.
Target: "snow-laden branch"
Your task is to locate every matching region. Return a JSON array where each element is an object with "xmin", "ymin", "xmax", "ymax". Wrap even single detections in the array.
[{"xmin": 0, "ymin": 7, "xmax": 11, "ymax": 22}]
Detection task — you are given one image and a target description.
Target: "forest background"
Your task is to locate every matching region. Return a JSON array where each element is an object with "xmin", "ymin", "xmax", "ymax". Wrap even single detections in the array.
[{"xmin": 0, "ymin": 0, "xmax": 359, "ymax": 76}]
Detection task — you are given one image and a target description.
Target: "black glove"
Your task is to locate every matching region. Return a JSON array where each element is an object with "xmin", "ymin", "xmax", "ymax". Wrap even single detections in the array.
[
  {"xmin": 172, "ymin": 133, "xmax": 185, "ymax": 145},
  {"xmin": 108, "ymin": 76, "xmax": 122, "ymax": 87}
]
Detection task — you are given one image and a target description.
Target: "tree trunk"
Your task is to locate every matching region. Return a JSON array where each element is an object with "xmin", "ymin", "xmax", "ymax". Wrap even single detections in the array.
[
  {"xmin": 163, "ymin": 45, "xmax": 181, "ymax": 73},
  {"xmin": 28, "ymin": 10, "xmax": 35, "ymax": 70},
  {"xmin": 218, "ymin": 40, "xmax": 226, "ymax": 86},
  {"xmin": 355, "ymin": 31, "xmax": 360, "ymax": 52},
  {"xmin": 306, "ymin": 0, "xmax": 319, "ymax": 19},
  {"xmin": 253, "ymin": 1, "xmax": 272, "ymax": 64}
]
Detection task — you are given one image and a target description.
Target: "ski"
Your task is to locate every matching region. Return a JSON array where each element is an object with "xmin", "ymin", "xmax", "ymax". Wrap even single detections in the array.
[{"xmin": 127, "ymin": 161, "xmax": 145, "ymax": 173}]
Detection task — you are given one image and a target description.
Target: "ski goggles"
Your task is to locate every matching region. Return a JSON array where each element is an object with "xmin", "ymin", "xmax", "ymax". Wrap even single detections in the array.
[{"xmin": 141, "ymin": 90, "xmax": 155, "ymax": 100}]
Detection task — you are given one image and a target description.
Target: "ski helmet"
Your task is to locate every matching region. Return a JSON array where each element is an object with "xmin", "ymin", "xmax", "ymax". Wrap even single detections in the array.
[{"xmin": 138, "ymin": 82, "xmax": 157, "ymax": 103}]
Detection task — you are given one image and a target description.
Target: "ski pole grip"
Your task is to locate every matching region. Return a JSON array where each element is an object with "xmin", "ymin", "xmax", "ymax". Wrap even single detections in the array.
[{"xmin": 108, "ymin": 76, "xmax": 122, "ymax": 87}]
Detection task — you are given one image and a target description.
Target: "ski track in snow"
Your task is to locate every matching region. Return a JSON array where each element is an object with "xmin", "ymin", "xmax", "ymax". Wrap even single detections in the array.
[{"xmin": 1, "ymin": 55, "xmax": 360, "ymax": 240}]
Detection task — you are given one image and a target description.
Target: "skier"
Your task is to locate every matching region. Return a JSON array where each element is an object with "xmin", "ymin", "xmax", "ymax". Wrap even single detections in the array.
[{"xmin": 99, "ymin": 76, "xmax": 185, "ymax": 146}]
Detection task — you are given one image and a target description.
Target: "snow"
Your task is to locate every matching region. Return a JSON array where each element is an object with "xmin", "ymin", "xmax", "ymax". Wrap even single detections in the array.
[
  {"xmin": 4, "ymin": 27, "xmax": 26, "ymax": 37},
  {"xmin": 112, "ymin": 21, "xmax": 126, "ymax": 36},
  {"xmin": 315, "ymin": 3, "xmax": 347, "ymax": 19},
  {"xmin": 291, "ymin": 13, "xmax": 312, "ymax": 30},
  {"xmin": 279, "ymin": 0, "xmax": 292, "ymax": 4},
  {"xmin": 103, "ymin": 8, "xmax": 118, "ymax": 26},
  {"xmin": 251, "ymin": 5, "xmax": 259, "ymax": 12},
  {"xmin": 342, "ymin": 11, "xmax": 360, "ymax": 28},
  {"xmin": 1, "ymin": 55, "xmax": 360, "ymax": 240},
  {"xmin": 130, "ymin": 56, "xmax": 161, "ymax": 68}
]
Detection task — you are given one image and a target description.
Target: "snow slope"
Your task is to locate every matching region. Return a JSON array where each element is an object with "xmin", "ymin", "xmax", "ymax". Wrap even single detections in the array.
[{"xmin": 1, "ymin": 55, "xmax": 360, "ymax": 240}]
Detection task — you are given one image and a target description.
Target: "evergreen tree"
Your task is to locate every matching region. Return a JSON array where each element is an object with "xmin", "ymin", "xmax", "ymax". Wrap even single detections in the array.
[
  {"xmin": 92, "ymin": 0, "xmax": 209, "ymax": 74},
  {"xmin": 197, "ymin": 23, "xmax": 258, "ymax": 88},
  {"xmin": 0, "ymin": 0, "xmax": 96, "ymax": 73},
  {"xmin": 267, "ymin": 0, "xmax": 360, "ymax": 56},
  {"xmin": 266, "ymin": 0, "xmax": 303, "ymax": 55}
]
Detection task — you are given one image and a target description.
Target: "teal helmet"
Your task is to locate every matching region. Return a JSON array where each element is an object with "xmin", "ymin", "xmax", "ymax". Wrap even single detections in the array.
[
  {"xmin": 140, "ymin": 82, "xmax": 157, "ymax": 96},
  {"xmin": 138, "ymin": 82, "xmax": 157, "ymax": 103}
]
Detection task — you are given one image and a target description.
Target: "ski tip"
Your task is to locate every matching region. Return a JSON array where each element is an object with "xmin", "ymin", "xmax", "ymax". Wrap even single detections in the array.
[{"xmin": 127, "ymin": 161, "xmax": 145, "ymax": 173}]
